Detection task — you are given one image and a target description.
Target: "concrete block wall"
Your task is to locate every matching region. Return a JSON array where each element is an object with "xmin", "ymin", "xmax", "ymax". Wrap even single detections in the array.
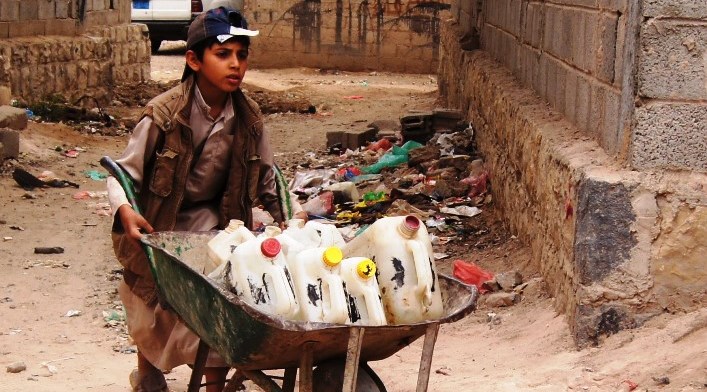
[
  {"xmin": 439, "ymin": 20, "xmax": 707, "ymax": 346},
  {"xmin": 477, "ymin": 0, "xmax": 628, "ymax": 157},
  {"xmin": 243, "ymin": 0, "xmax": 451, "ymax": 73},
  {"xmin": 0, "ymin": 0, "xmax": 148, "ymax": 104},
  {"xmin": 631, "ymin": 3, "xmax": 707, "ymax": 171}
]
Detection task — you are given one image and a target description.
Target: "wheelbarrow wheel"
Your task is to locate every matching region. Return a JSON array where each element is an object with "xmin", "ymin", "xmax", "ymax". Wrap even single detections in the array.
[{"xmin": 312, "ymin": 359, "xmax": 386, "ymax": 392}]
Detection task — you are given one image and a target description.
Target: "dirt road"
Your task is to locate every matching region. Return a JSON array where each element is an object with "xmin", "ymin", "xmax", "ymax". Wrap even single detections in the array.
[{"xmin": 0, "ymin": 45, "xmax": 705, "ymax": 391}]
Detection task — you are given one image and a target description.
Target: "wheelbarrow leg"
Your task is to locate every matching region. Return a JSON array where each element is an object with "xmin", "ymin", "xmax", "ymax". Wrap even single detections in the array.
[
  {"xmin": 342, "ymin": 327, "xmax": 365, "ymax": 392},
  {"xmin": 241, "ymin": 370, "xmax": 283, "ymax": 392},
  {"xmin": 282, "ymin": 368, "xmax": 297, "ymax": 392},
  {"xmin": 416, "ymin": 322, "xmax": 440, "ymax": 392},
  {"xmin": 188, "ymin": 339, "xmax": 210, "ymax": 392},
  {"xmin": 298, "ymin": 342, "xmax": 315, "ymax": 392}
]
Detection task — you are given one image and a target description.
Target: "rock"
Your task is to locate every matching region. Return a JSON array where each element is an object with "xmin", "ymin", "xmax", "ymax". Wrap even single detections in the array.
[
  {"xmin": 652, "ymin": 375, "xmax": 670, "ymax": 385},
  {"xmin": 514, "ymin": 277, "xmax": 547, "ymax": 299},
  {"xmin": 431, "ymin": 177, "xmax": 468, "ymax": 198},
  {"xmin": 485, "ymin": 292, "xmax": 519, "ymax": 308},
  {"xmin": 0, "ymin": 129, "xmax": 19, "ymax": 159},
  {"xmin": 0, "ymin": 106, "xmax": 28, "ymax": 130},
  {"xmin": 496, "ymin": 271, "xmax": 523, "ymax": 291},
  {"xmin": 436, "ymin": 155, "xmax": 474, "ymax": 171},
  {"xmin": 407, "ymin": 145, "xmax": 440, "ymax": 168},
  {"xmin": 6, "ymin": 361, "xmax": 26, "ymax": 373}
]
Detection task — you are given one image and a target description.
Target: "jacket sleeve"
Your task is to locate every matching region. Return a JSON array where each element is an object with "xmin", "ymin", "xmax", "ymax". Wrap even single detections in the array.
[{"xmin": 256, "ymin": 127, "xmax": 285, "ymax": 224}]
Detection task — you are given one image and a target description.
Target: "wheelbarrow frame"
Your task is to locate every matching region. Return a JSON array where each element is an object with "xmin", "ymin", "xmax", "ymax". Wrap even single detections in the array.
[{"xmin": 100, "ymin": 156, "xmax": 478, "ymax": 392}]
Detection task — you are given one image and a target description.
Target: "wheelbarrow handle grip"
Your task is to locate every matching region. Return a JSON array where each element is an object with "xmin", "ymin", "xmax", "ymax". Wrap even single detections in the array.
[
  {"xmin": 100, "ymin": 155, "xmax": 158, "ymax": 270},
  {"xmin": 99, "ymin": 156, "xmax": 142, "ymax": 215}
]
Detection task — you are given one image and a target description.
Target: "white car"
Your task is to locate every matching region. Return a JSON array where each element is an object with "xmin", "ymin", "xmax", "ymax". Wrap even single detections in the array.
[{"xmin": 131, "ymin": 0, "xmax": 244, "ymax": 53}]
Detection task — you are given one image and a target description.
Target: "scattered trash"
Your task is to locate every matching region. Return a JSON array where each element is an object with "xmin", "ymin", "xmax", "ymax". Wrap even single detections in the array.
[
  {"xmin": 6, "ymin": 361, "xmax": 26, "ymax": 373},
  {"xmin": 63, "ymin": 149, "xmax": 79, "ymax": 158},
  {"xmin": 622, "ymin": 380, "xmax": 638, "ymax": 391},
  {"xmin": 435, "ymin": 366, "xmax": 451, "ymax": 376},
  {"xmin": 453, "ymin": 260, "xmax": 494, "ymax": 294},
  {"xmin": 12, "ymin": 168, "xmax": 79, "ymax": 189},
  {"xmin": 9, "ymin": 225, "xmax": 24, "ymax": 231},
  {"xmin": 72, "ymin": 190, "xmax": 107, "ymax": 200},
  {"xmin": 439, "ymin": 205, "xmax": 482, "ymax": 218},
  {"xmin": 343, "ymin": 95, "xmax": 364, "ymax": 100},
  {"xmin": 64, "ymin": 310, "xmax": 81, "ymax": 317},
  {"xmin": 34, "ymin": 247, "xmax": 64, "ymax": 254},
  {"xmin": 84, "ymin": 170, "xmax": 108, "ymax": 181}
]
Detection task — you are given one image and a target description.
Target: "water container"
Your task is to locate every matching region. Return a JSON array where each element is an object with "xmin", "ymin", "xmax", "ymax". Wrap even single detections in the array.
[
  {"xmin": 289, "ymin": 246, "xmax": 348, "ymax": 324},
  {"xmin": 339, "ymin": 257, "xmax": 387, "ymax": 326},
  {"xmin": 341, "ymin": 215, "xmax": 443, "ymax": 325},
  {"xmin": 205, "ymin": 219, "xmax": 256, "ymax": 275},
  {"xmin": 257, "ymin": 225, "xmax": 282, "ymax": 238},
  {"xmin": 228, "ymin": 237, "xmax": 299, "ymax": 319},
  {"xmin": 282, "ymin": 218, "xmax": 321, "ymax": 248},
  {"xmin": 304, "ymin": 221, "xmax": 346, "ymax": 248}
]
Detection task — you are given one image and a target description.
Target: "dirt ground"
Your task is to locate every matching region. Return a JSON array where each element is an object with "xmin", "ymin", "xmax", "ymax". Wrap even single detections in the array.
[{"xmin": 0, "ymin": 42, "xmax": 706, "ymax": 392}]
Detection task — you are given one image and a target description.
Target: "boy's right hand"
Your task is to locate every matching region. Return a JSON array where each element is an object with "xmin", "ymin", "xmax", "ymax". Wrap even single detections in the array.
[{"xmin": 117, "ymin": 204, "xmax": 154, "ymax": 241}]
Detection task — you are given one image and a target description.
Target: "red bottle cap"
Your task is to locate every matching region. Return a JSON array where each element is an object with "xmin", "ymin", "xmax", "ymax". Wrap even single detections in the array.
[{"xmin": 261, "ymin": 238, "xmax": 281, "ymax": 258}]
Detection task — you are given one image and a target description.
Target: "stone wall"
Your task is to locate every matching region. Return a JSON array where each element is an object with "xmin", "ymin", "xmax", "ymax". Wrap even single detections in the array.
[
  {"xmin": 438, "ymin": 2, "xmax": 707, "ymax": 346},
  {"xmin": 0, "ymin": 0, "xmax": 150, "ymax": 105},
  {"xmin": 243, "ymin": 0, "xmax": 451, "ymax": 73}
]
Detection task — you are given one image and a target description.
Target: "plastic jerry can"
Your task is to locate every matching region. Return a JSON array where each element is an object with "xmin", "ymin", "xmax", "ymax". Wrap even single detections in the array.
[
  {"xmin": 289, "ymin": 246, "xmax": 348, "ymax": 324},
  {"xmin": 282, "ymin": 218, "xmax": 321, "ymax": 248},
  {"xmin": 339, "ymin": 257, "xmax": 387, "ymax": 326},
  {"xmin": 258, "ymin": 225, "xmax": 283, "ymax": 238},
  {"xmin": 205, "ymin": 219, "xmax": 256, "ymax": 275},
  {"xmin": 228, "ymin": 237, "xmax": 299, "ymax": 319},
  {"xmin": 341, "ymin": 215, "xmax": 443, "ymax": 325},
  {"xmin": 304, "ymin": 220, "xmax": 346, "ymax": 248}
]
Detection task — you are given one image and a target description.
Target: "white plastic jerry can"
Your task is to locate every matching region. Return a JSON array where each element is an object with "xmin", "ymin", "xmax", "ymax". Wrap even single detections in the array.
[
  {"xmin": 339, "ymin": 257, "xmax": 387, "ymax": 326},
  {"xmin": 228, "ymin": 237, "xmax": 299, "ymax": 319},
  {"xmin": 304, "ymin": 220, "xmax": 346, "ymax": 248},
  {"xmin": 282, "ymin": 218, "xmax": 321, "ymax": 249},
  {"xmin": 290, "ymin": 246, "xmax": 348, "ymax": 324},
  {"xmin": 257, "ymin": 225, "xmax": 283, "ymax": 238},
  {"xmin": 341, "ymin": 215, "xmax": 444, "ymax": 325},
  {"xmin": 205, "ymin": 219, "xmax": 256, "ymax": 275}
]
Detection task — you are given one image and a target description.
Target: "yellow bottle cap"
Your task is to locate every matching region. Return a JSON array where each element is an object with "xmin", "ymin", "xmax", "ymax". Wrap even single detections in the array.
[
  {"xmin": 356, "ymin": 259, "xmax": 376, "ymax": 279},
  {"xmin": 322, "ymin": 247, "xmax": 343, "ymax": 267}
]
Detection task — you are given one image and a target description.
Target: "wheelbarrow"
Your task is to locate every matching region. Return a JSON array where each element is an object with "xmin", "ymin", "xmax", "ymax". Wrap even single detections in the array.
[{"xmin": 100, "ymin": 156, "xmax": 479, "ymax": 392}]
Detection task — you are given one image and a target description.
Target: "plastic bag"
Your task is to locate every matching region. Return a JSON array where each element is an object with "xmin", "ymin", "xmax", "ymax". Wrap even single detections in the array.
[
  {"xmin": 362, "ymin": 141, "xmax": 423, "ymax": 174},
  {"xmin": 452, "ymin": 260, "xmax": 494, "ymax": 293}
]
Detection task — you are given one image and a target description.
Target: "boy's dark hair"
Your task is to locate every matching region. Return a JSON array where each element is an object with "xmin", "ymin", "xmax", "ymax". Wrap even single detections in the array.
[{"xmin": 190, "ymin": 35, "xmax": 251, "ymax": 62}]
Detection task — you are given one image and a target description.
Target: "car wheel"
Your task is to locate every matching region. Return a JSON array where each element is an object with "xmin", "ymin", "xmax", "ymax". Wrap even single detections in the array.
[{"xmin": 150, "ymin": 38, "xmax": 162, "ymax": 54}]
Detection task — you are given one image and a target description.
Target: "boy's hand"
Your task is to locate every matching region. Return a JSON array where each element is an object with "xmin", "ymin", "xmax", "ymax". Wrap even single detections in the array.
[{"xmin": 117, "ymin": 204, "xmax": 154, "ymax": 241}]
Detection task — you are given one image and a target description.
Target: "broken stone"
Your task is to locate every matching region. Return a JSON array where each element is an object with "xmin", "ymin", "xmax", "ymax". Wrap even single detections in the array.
[
  {"xmin": 6, "ymin": 361, "xmax": 26, "ymax": 373},
  {"xmin": 0, "ymin": 106, "xmax": 28, "ymax": 130},
  {"xmin": 496, "ymin": 271, "xmax": 523, "ymax": 291},
  {"xmin": 431, "ymin": 177, "xmax": 469, "ymax": 199},
  {"xmin": 407, "ymin": 145, "xmax": 440, "ymax": 168},
  {"xmin": 484, "ymin": 292, "xmax": 519, "ymax": 308},
  {"xmin": 514, "ymin": 277, "xmax": 547, "ymax": 299},
  {"xmin": 436, "ymin": 155, "xmax": 474, "ymax": 171},
  {"xmin": 0, "ymin": 129, "xmax": 19, "ymax": 159},
  {"xmin": 652, "ymin": 375, "xmax": 670, "ymax": 385}
]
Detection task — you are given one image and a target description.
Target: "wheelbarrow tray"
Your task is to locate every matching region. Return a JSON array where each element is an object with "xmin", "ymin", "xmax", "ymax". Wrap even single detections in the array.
[{"xmin": 142, "ymin": 231, "xmax": 478, "ymax": 371}]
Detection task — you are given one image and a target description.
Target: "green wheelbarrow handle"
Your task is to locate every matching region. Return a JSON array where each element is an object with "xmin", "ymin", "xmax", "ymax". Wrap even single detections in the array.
[{"xmin": 99, "ymin": 156, "xmax": 156, "ymax": 267}]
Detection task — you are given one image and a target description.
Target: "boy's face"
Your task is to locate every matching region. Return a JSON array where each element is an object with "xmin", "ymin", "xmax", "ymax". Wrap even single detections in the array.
[{"xmin": 188, "ymin": 39, "xmax": 249, "ymax": 96}]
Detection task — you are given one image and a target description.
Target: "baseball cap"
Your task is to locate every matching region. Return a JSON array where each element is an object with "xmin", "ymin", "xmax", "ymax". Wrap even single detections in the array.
[{"xmin": 182, "ymin": 7, "xmax": 259, "ymax": 81}]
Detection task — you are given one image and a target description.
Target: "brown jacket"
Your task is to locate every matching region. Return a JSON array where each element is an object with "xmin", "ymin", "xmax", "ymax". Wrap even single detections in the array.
[{"xmin": 112, "ymin": 76, "xmax": 283, "ymax": 304}]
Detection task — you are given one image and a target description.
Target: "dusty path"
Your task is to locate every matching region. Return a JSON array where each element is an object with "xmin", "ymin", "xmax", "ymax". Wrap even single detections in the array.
[{"xmin": 0, "ymin": 46, "xmax": 705, "ymax": 392}]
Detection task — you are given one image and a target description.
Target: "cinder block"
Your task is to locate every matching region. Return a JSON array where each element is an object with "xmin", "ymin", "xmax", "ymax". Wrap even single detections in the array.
[
  {"xmin": 345, "ymin": 128, "xmax": 377, "ymax": 150},
  {"xmin": 0, "ymin": 128, "xmax": 19, "ymax": 159},
  {"xmin": 38, "ymin": 0, "xmax": 55, "ymax": 19},
  {"xmin": 45, "ymin": 18, "xmax": 77, "ymax": 36},
  {"xmin": 0, "ymin": 1, "xmax": 19, "ymax": 22},
  {"xmin": 19, "ymin": 0, "xmax": 38, "ymax": 21},
  {"xmin": 8, "ymin": 20, "xmax": 45, "ymax": 37},
  {"xmin": 0, "ymin": 105, "xmax": 28, "ymax": 130}
]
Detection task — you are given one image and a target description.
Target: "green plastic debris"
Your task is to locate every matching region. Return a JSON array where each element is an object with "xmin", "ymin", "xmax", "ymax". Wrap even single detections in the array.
[
  {"xmin": 362, "ymin": 140, "xmax": 423, "ymax": 174},
  {"xmin": 84, "ymin": 170, "xmax": 108, "ymax": 180}
]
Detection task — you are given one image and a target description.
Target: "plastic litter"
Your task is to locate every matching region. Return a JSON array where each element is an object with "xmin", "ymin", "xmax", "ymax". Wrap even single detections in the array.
[
  {"xmin": 439, "ymin": 205, "xmax": 482, "ymax": 218},
  {"xmin": 452, "ymin": 260, "xmax": 494, "ymax": 294}
]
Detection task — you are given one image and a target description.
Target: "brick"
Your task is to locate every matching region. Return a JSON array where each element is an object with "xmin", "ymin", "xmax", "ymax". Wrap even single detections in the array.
[
  {"xmin": 8, "ymin": 20, "xmax": 45, "ymax": 37},
  {"xmin": 0, "ymin": 0, "xmax": 19, "ymax": 22},
  {"xmin": 45, "ymin": 18, "xmax": 77, "ymax": 36},
  {"xmin": 19, "ymin": 0, "xmax": 38, "ymax": 21},
  {"xmin": 0, "ymin": 128, "xmax": 19, "ymax": 159},
  {"xmin": 55, "ymin": 0, "xmax": 71, "ymax": 19},
  {"xmin": 326, "ymin": 131, "xmax": 344, "ymax": 148},
  {"xmin": 38, "ymin": 0, "xmax": 55, "ymax": 19},
  {"xmin": 345, "ymin": 128, "xmax": 377, "ymax": 150}
]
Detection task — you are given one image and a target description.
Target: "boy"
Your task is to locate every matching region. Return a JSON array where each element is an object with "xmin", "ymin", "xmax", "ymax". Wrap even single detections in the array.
[{"xmin": 107, "ymin": 7, "xmax": 282, "ymax": 391}]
